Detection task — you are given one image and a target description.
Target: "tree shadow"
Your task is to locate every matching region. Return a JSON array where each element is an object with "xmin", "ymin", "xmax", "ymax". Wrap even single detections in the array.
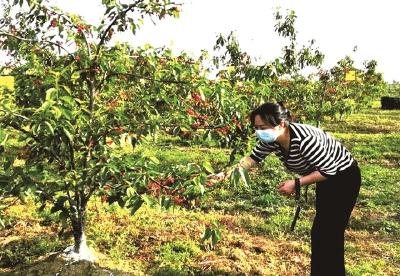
[
  {"xmin": 150, "ymin": 266, "xmax": 246, "ymax": 276},
  {"xmin": 0, "ymin": 236, "xmax": 131, "ymax": 276},
  {"xmin": 0, "ymin": 252, "xmax": 133, "ymax": 275}
]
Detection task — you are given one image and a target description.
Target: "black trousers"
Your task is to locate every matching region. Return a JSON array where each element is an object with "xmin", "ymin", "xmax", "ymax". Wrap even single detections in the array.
[{"xmin": 311, "ymin": 162, "xmax": 361, "ymax": 276}]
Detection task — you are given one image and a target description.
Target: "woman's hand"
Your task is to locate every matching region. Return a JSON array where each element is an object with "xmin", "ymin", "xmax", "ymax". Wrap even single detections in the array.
[
  {"xmin": 207, "ymin": 171, "xmax": 227, "ymax": 182},
  {"xmin": 277, "ymin": 179, "xmax": 296, "ymax": 196},
  {"xmin": 207, "ymin": 165, "xmax": 237, "ymax": 182}
]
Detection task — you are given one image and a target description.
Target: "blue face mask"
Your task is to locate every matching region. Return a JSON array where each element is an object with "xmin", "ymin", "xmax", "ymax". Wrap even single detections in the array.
[{"xmin": 256, "ymin": 128, "xmax": 279, "ymax": 143}]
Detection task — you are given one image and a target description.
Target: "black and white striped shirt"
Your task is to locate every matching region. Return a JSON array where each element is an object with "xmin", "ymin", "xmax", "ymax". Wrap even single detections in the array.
[{"xmin": 250, "ymin": 122, "xmax": 355, "ymax": 177}]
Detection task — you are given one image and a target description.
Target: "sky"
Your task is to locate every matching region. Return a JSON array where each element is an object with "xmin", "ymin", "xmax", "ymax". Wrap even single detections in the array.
[{"xmin": 3, "ymin": 0, "xmax": 400, "ymax": 82}]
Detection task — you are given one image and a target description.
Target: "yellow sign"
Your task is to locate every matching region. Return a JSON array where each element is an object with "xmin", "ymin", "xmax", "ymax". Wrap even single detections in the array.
[
  {"xmin": 345, "ymin": 70, "xmax": 356, "ymax": 81},
  {"xmin": 0, "ymin": 76, "xmax": 14, "ymax": 90}
]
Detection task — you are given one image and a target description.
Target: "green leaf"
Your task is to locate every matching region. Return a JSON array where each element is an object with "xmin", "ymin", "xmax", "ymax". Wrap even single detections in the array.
[
  {"xmin": 211, "ymin": 229, "xmax": 221, "ymax": 246},
  {"xmin": 60, "ymin": 107, "xmax": 73, "ymax": 120},
  {"xmin": 126, "ymin": 187, "xmax": 136, "ymax": 198},
  {"xmin": 32, "ymin": 123, "xmax": 41, "ymax": 136},
  {"xmin": 187, "ymin": 163, "xmax": 201, "ymax": 174},
  {"xmin": 61, "ymin": 85, "xmax": 72, "ymax": 95},
  {"xmin": 141, "ymin": 194, "xmax": 157, "ymax": 207},
  {"xmin": 199, "ymin": 183, "xmax": 205, "ymax": 195},
  {"xmin": 60, "ymin": 96, "xmax": 75, "ymax": 106},
  {"xmin": 44, "ymin": 121, "xmax": 54, "ymax": 135},
  {"xmin": 71, "ymin": 71, "xmax": 80, "ymax": 80},
  {"xmin": 130, "ymin": 197, "xmax": 144, "ymax": 215},
  {"xmin": 39, "ymin": 101, "xmax": 53, "ymax": 113},
  {"xmin": 45, "ymin": 88, "xmax": 58, "ymax": 101},
  {"xmin": 238, "ymin": 167, "xmax": 251, "ymax": 188},
  {"xmin": 50, "ymin": 205, "xmax": 61, "ymax": 213},
  {"xmin": 4, "ymin": 157, "xmax": 15, "ymax": 171},
  {"xmin": 51, "ymin": 106, "xmax": 62, "ymax": 119},
  {"xmin": 0, "ymin": 133, "xmax": 9, "ymax": 146},
  {"xmin": 160, "ymin": 196, "xmax": 172, "ymax": 209},
  {"xmin": 0, "ymin": 175, "xmax": 9, "ymax": 186},
  {"xmin": 59, "ymin": 211, "xmax": 69, "ymax": 229},
  {"xmin": 230, "ymin": 168, "xmax": 240, "ymax": 187},
  {"xmin": 63, "ymin": 128, "xmax": 74, "ymax": 144},
  {"xmin": 201, "ymin": 228, "xmax": 212, "ymax": 241},
  {"xmin": 202, "ymin": 161, "xmax": 214, "ymax": 174},
  {"xmin": 148, "ymin": 156, "xmax": 160, "ymax": 164}
]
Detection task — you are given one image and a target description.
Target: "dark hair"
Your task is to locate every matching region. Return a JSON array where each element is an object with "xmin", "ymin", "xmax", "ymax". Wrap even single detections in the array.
[{"xmin": 249, "ymin": 102, "xmax": 292, "ymax": 127}]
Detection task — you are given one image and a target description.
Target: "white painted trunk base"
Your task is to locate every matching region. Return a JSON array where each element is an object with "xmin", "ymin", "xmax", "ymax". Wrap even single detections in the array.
[{"xmin": 61, "ymin": 233, "xmax": 97, "ymax": 262}]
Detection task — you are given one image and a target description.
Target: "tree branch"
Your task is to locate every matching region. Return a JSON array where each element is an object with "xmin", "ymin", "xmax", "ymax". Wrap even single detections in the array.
[
  {"xmin": 1, "ymin": 119, "xmax": 64, "ymax": 165},
  {"xmin": 0, "ymin": 31, "xmax": 74, "ymax": 58},
  {"xmin": 95, "ymin": 0, "xmax": 142, "ymax": 57},
  {"xmin": 44, "ymin": 6, "xmax": 92, "ymax": 57},
  {"xmin": 107, "ymin": 71, "xmax": 191, "ymax": 84},
  {"xmin": 0, "ymin": 197, "xmax": 19, "ymax": 209}
]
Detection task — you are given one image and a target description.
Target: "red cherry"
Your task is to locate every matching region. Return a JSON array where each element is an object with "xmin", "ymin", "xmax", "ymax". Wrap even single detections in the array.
[
  {"xmin": 77, "ymin": 24, "xmax": 86, "ymax": 34},
  {"xmin": 191, "ymin": 122, "xmax": 201, "ymax": 129},
  {"xmin": 148, "ymin": 182, "xmax": 161, "ymax": 190},
  {"xmin": 164, "ymin": 177, "xmax": 175, "ymax": 186},
  {"xmin": 216, "ymin": 126, "xmax": 230, "ymax": 135},
  {"xmin": 206, "ymin": 181, "xmax": 214, "ymax": 188},
  {"xmin": 187, "ymin": 108, "xmax": 195, "ymax": 116},
  {"xmin": 88, "ymin": 139, "xmax": 95, "ymax": 148},
  {"xmin": 113, "ymin": 126, "xmax": 124, "ymax": 134},
  {"xmin": 108, "ymin": 29, "xmax": 113, "ymax": 39},
  {"xmin": 106, "ymin": 138, "xmax": 113, "ymax": 145},
  {"xmin": 232, "ymin": 117, "xmax": 242, "ymax": 130},
  {"xmin": 50, "ymin": 18, "xmax": 57, "ymax": 27},
  {"xmin": 192, "ymin": 93, "xmax": 202, "ymax": 103},
  {"xmin": 173, "ymin": 196, "xmax": 185, "ymax": 205},
  {"xmin": 101, "ymin": 195, "xmax": 108, "ymax": 203},
  {"xmin": 327, "ymin": 87, "xmax": 337, "ymax": 94}
]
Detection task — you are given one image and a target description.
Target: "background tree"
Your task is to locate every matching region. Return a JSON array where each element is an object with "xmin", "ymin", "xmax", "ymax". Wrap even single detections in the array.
[
  {"xmin": 0, "ymin": 2, "xmax": 387, "ymax": 261},
  {"xmin": 0, "ymin": 0, "xmax": 202, "ymax": 260}
]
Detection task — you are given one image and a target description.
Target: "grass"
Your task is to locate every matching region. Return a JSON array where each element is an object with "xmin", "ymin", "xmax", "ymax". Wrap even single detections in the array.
[
  {"xmin": 324, "ymin": 108, "xmax": 400, "ymax": 134},
  {"xmin": 1, "ymin": 105, "xmax": 400, "ymax": 275}
]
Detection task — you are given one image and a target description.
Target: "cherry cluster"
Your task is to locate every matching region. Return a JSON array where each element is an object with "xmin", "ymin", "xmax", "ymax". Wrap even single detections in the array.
[{"xmin": 147, "ymin": 176, "xmax": 187, "ymax": 206}]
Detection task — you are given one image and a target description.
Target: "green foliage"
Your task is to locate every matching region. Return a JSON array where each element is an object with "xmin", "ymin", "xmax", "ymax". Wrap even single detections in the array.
[
  {"xmin": 1, "ymin": 107, "xmax": 400, "ymax": 274},
  {"xmin": 0, "ymin": 0, "xmax": 193, "ymax": 251},
  {"xmin": 0, "ymin": 236, "xmax": 64, "ymax": 268},
  {"xmin": 385, "ymin": 82, "xmax": 400, "ymax": 97},
  {"xmin": 0, "ymin": 2, "xmax": 394, "ymax": 272},
  {"xmin": 229, "ymin": 166, "xmax": 251, "ymax": 190},
  {"xmin": 347, "ymin": 259, "xmax": 390, "ymax": 276},
  {"xmin": 325, "ymin": 109, "xmax": 400, "ymax": 134},
  {"xmin": 157, "ymin": 240, "xmax": 201, "ymax": 270},
  {"xmin": 201, "ymin": 221, "xmax": 221, "ymax": 250},
  {"xmin": 358, "ymin": 164, "xmax": 400, "ymax": 209}
]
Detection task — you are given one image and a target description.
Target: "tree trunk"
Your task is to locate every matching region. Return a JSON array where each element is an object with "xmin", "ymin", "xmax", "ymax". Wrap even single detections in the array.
[
  {"xmin": 72, "ymin": 208, "xmax": 87, "ymax": 254},
  {"xmin": 63, "ymin": 205, "xmax": 96, "ymax": 262}
]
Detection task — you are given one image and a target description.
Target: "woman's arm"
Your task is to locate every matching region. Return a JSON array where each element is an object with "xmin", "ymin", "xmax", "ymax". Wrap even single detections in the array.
[
  {"xmin": 277, "ymin": 170, "xmax": 327, "ymax": 195},
  {"xmin": 238, "ymin": 156, "xmax": 258, "ymax": 170},
  {"xmin": 208, "ymin": 156, "xmax": 258, "ymax": 181},
  {"xmin": 299, "ymin": 170, "xmax": 327, "ymax": 186}
]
